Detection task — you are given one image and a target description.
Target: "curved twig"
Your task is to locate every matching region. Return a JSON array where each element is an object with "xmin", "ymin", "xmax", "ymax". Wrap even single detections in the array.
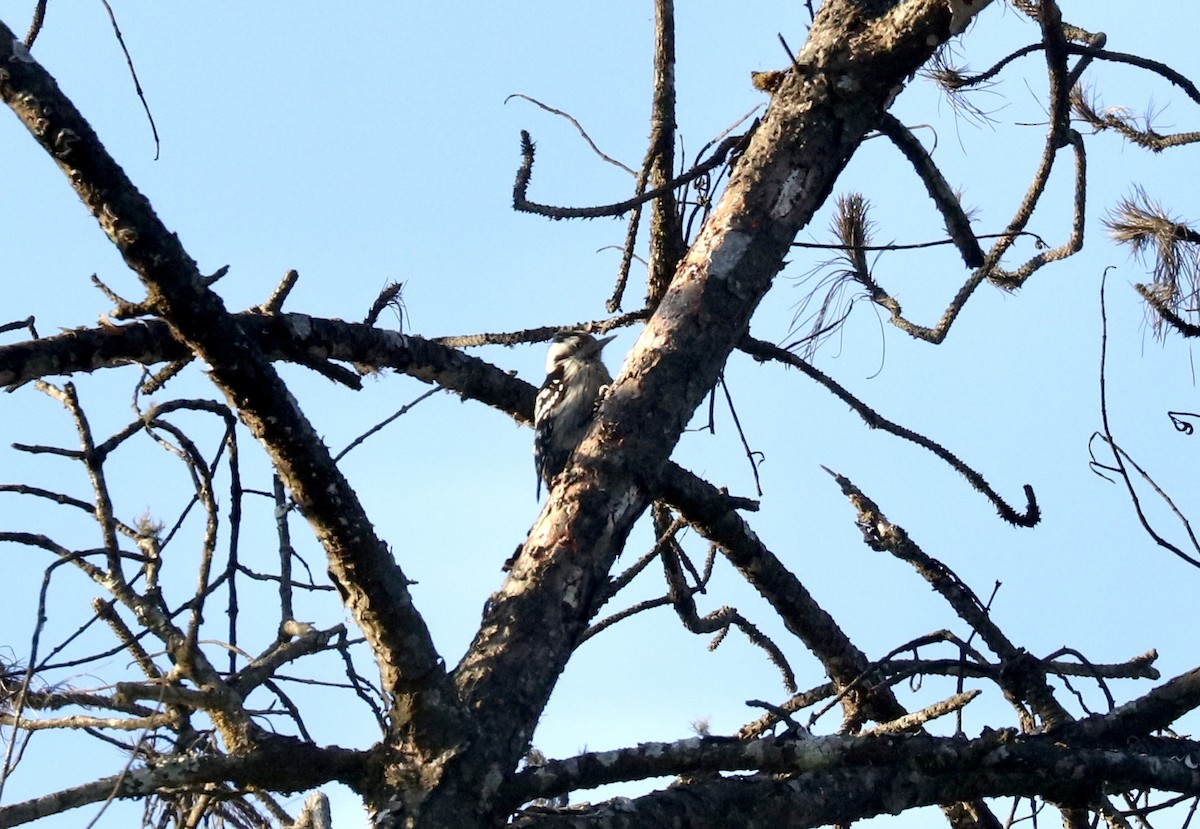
[
  {"xmin": 741, "ymin": 336, "xmax": 1039, "ymax": 526},
  {"xmin": 513, "ymin": 129, "xmax": 750, "ymax": 220},
  {"xmin": 875, "ymin": 112, "xmax": 984, "ymax": 268},
  {"xmin": 504, "ymin": 94, "xmax": 636, "ymax": 176},
  {"xmin": 1092, "ymin": 272, "xmax": 1200, "ymax": 568},
  {"xmin": 97, "ymin": 0, "xmax": 160, "ymax": 160},
  {"xmin": 941, "ymin": 43, "xmax": 1200, "ymax": 108}
]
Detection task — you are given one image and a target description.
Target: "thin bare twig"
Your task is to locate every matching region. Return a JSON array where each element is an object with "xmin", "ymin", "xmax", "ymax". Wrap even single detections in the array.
[
  {"xmin": 741, "ymin": 336, "xmax": 1039, "ymax": 526},
  {"xmin": 717, "ymin": 374, "xmax": 763, "ymax": 497},
  {"xmin": 505, "ymin": 94, "xmax": 636, "ymax": 176},
  {"xmin": 334, "ymin": 386, "xmax": 444, "ymax": 462},
  {"xmin": 1090, "ymin": 272, "xmax": 1200, "ymax": 567},
  {"xmin": 97, "ymin": 0, "xmax": 160, "ymax": 160}
]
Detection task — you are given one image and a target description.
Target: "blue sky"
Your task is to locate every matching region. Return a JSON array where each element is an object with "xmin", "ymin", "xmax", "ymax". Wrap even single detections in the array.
[{"xmin": 0, "ymin": 2, "xmax": 1197, "ymax": 826}]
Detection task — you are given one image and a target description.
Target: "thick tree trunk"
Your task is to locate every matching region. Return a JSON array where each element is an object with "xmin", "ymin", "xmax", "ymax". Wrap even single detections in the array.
[{"xmin": 406, "ymin": 2, "xmax": 992, "ymax": 826}]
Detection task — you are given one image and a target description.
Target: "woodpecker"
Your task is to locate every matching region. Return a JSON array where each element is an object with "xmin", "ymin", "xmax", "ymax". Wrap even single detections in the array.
[{"xmin": 533, "ymin": 330, "xmax": 615, "ymax": 498}]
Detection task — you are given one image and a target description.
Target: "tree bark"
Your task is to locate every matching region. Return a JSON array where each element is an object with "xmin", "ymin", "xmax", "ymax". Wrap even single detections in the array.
[{"xmin": 428, "ymin": 2, "xmax": 993, "ymax": 826}]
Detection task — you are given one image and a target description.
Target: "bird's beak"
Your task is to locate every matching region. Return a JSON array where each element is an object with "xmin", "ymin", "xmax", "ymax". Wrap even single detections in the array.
[{"xmin": 590, "ymin": 334, "xmax": 616, "ymax": 356}]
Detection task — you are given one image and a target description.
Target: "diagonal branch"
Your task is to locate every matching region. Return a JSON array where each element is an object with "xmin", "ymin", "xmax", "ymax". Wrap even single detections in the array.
[
  {"xmin": 656, "ymin": 464, "xmax": 905, "ymax": 727},
  {"xmin": 740, "ymin": 336, "xmax": 1039, "ymax": 526},
  {"xmin": 875, "ymin": 112, "xmax": 984, "ymax": 268},
  {"xmin": 825, "ymin": 468, "xmax": 1071, "ymax": 730},
  {"xmin": 0, "ymin": 23, "xmax": 460, "ymax": 741}
]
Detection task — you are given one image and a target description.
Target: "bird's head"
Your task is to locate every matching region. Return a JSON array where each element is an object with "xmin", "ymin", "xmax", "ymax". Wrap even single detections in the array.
[{"xmin": 545, "ymin": 330, "xmax": 616, "ymax": 374}]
